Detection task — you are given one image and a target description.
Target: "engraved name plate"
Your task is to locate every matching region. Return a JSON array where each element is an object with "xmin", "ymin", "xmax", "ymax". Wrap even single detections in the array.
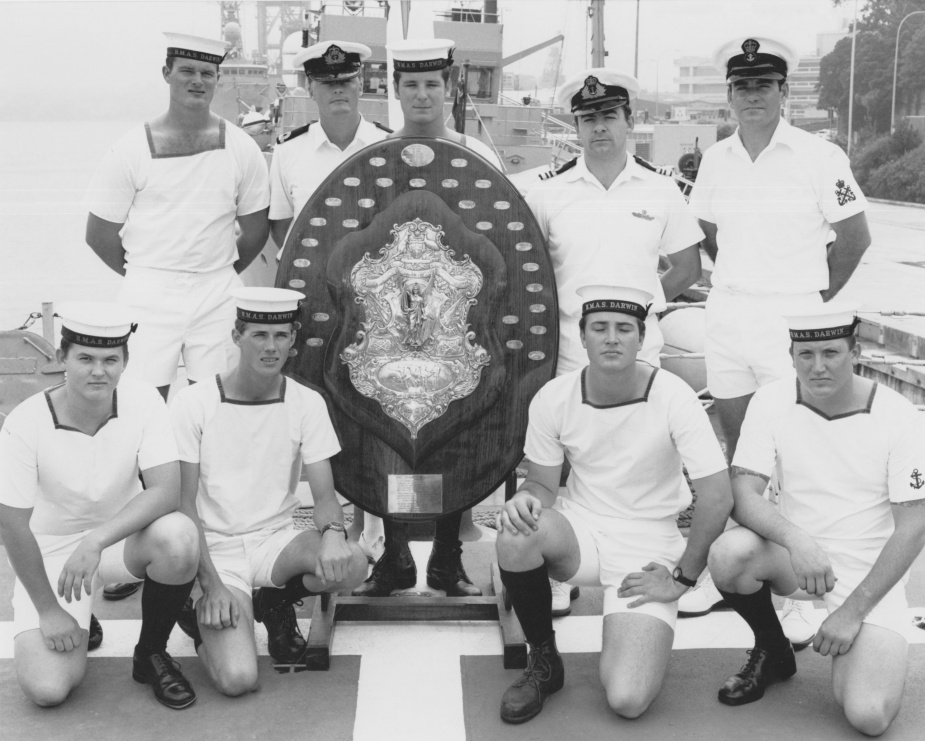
[{"xmin": 388, "ymin": 474, "xmax": 444, "ymax": 514}]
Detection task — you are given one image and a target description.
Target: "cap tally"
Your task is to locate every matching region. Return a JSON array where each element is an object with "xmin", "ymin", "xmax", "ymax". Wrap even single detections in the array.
[
  {"xmin": 231, "ymin": 287, "xmax": 305, "ymax": 324},
  {"xmin": 387, "ymin": 38, "xmax": 455, "ymax": 72},
  {"xmin": 292, "ymin": 41, "xmax": 371, "ymax": 80},
  {"xmin": 164, "ymin": 32, "xmax": 227, "ymax": 65},
  {"xmin": 57, "ymin": 301, "xmax": 137, "ymax": 348},
  {"xmin": 786, "ymin": 304, "xmax": 858, "ymax": 342},
  {"xmin": 577, "ymin": 285, "xmax": 653, "ymax": 322}
]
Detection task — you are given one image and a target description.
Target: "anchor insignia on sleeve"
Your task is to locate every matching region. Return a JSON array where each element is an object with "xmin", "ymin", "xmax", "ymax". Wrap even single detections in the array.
[
  {"xmin": 835, "ymin": 179, "xmax": 856, "ymax": 206},
  {"xmin": 911, "ymin": 468, "xmax": 924, "ymax": 490}
]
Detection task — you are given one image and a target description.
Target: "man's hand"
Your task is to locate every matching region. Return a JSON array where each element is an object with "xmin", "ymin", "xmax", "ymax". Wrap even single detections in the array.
[
  {"xmin": 788, "ymin": 536, "xmax": 836, "ymax": 596},
  {"xmin": 58, "ymin": 540, "xmax": 102, "ymax": 603},
  {"xmin": 197, "ymin": 582, "xmax": 240, "ymax": 630},
  {"xmin": 813, "ymin": 605, "xmax": 863, "ymax": 656},
  {"xmin": 496, "ymin": 492, "xmax": 543, "ymax": 536},
  {"xmin": 618, "ymin": 562, "xmax": 689, "ymax": 607},
  {"xmin": 315, "ymin": 530, "xmax": 353, "ymax": 585},
  {"xmin": 38, "ymin": 604, "xmax": 85, "ymax": 652}
]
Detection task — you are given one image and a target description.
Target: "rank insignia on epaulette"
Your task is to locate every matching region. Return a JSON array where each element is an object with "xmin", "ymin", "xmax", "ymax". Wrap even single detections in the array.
[
  {"xmin": 742, "ymin": 38, "xmax": 759, "ymax": 62},
  {"xmin": 835, "ymin": 179, "xmax": 856, "ymax": 206},
  {"xmin": 632, "ymin": 210, "xmax": 655, "ymax": 221}
]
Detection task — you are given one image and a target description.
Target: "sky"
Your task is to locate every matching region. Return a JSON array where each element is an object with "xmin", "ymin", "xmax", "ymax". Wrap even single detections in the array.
[{"xmin": 0, "ymin": 0, "xmax": 856, "ymax": 121}]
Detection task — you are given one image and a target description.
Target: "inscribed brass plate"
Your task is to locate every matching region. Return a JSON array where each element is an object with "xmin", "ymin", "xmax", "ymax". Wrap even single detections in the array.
[{"xmin": 388, "ymin": 474, "xmax": 443, "ymax": 514}]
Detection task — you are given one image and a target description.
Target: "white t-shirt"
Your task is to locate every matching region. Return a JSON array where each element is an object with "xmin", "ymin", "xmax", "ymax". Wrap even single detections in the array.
[
  {"xmin": 0, "ymin": 379, "xmax": 178, "ymax": 536},
  {"xmin": 734, "ymin": 377, "xmax": 925, "ymax": 546},
  {"xmin": 85, "ymin": 119, "xmax": 270, "ymax": 273},
  {"xmin": 170, "ymin": 375, "xmax": 341, "ymax": 535},
  {"xmin": 526, "ymin": 156, "xmax": 703, "ymax": 371},
  {"xmin": 524, "ymin": 365, "xmax": 727, "ymax": 520},
  {"xmin": 688, "ymin": 118, "xmax": 867, "ymax": 295},
  {"xmin": 268, "ymin": 117, "xmax": 390, "ymax": 223}
]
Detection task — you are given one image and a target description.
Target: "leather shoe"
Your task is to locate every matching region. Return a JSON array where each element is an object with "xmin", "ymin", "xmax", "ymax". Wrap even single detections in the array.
[
  {"xmin": 426, "ymin": 539, "xmax": 482, "ymax": 597},
  {"xmin": 103, "ymin": 581, "xmax": 141, "ymax": 601},
  {"xmin": 500, "ymin": 634, "xmax": 564, "ymax": 723},
  {"xmin": 175, "ymin": 598, "xmax": 201, "ymax": 649},
  {"xmin": 253, "ymin": 588, "xmax": 307, "ymax": 664},
  {"xmin": 88, "ymin": 614, "xmax": 103, "ymax": 651},
  {"xmin": 132, "ymin": 649, "xmax": 196, "ymax": 710},
  {"xmin": 353, "ymin": 541, "xmax": 417, "ymax": 597},
  {"xmin": 718, "ymin": 644, "xmax": 796, "ymax": 706}
]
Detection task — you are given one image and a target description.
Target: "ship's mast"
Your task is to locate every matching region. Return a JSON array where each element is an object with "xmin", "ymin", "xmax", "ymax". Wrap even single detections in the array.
[{"xmin": 589, "ymin": 0, "xmax": 605, "ymax": 67}]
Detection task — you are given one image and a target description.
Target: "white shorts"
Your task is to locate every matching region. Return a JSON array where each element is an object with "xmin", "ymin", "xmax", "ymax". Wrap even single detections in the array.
[
  {"xmin": 784, "ymin": 539, "xmax": 910, "ymax": 641},
  {"xmin": 704, "ymin": 288, "xmax": 822, "ymax": 399},
  {"xmin": 118, "ymin": 265, "xmax": 242, "ymax": 386},
  {"xmin": 554, "ymin": 497, "xmax": 686, "ymax": 628},
  {"xmin": 11, "ymin": 531, "xmax": 140, "ymax": 637},
  {"xmin": 557, "ymin": 313, "xmax": 664, "ymax": 377},
  {"xmin": 205, "ymin": 522, "xmax": 304, "ymax": 596}
]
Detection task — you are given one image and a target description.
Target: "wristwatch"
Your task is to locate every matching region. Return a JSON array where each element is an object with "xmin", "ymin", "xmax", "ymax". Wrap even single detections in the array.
[
  {"xmin": 672, "ymin": 566, "xmax": 697, "ymax": 588},
  {"xmin": 320, "ymin": 521, "xmax": 348, "ymax": 539}
]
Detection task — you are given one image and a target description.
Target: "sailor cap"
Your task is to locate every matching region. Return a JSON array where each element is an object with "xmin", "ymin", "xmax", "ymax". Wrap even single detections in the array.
[
  {"xmin": 164, "ymin": 32, "xmax": 227, "ymax": 66},
  {"xmin": 557, "ymin": 69, "xmax": 639, "ymax": 115},
  {"xmin": 387, "ymin": 38, "xmax": 455, "ymax": 72},
  {"xmin": 231, "ymin": 287, "xmax": 305, "ymax": 324},
  {"xmin": 714, "ymin": 35, "xmax": 799, "ymax": 82},
  {"xmin": 786, "ymin": 304, "xmax": 858, "ymax": 342},
  {"xmin": 293, "ymin": 41, "xmax": 371, "ymax": 81},
  {"xmin": 241, "ymin": 109, "xmax": 271, "ymax": 129},
  {"xmin": 577, "ymin": 285, "xmax": 653, "ymax": 322},
  {"xmin": 57, "ymin": 301, "xmax": 137, "ymax": 348}
]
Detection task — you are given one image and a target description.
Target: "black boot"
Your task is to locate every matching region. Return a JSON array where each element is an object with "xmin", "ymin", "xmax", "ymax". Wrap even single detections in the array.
[
  {"xmin": 88, "ymin": 614, "xmax": 103, "ymax": 651},
  {"xmin": 500, "ymin": 633, "xmax": 565, "ymax": 723},
  {"xmin": 717, "ymin": 642, "xmax": 796, "ymax": 706},
  {"xmin": 426, "ymin": 538, "xmax": 481, "ymax": 596},
  {"xmin": 353, "ymin": 540, "xmax": 417, "ymax": 597},
  {"xmin": 175, "ymin": 598, "xmax": 201, "ymax": 650},
  {"xmin": 253, "ymin": 586, "xmax": 308, "ymax": 664}
]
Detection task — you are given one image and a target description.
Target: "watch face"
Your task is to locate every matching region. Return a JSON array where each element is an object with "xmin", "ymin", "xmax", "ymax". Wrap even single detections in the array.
[{"xmin": 672, "ymin": 567, "xmax": 682, "ymax": 579}]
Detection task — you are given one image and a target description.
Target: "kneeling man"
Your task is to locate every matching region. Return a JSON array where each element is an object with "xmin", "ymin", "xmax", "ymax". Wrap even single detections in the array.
[
  {"xmin": 496, "ymin": 286, "xmax": 731, "ymax": 723},
  {"xmin": 171, "ymin": 287, "xmax": 366, "ymax": 691},
  {"xmin": 0, "ymin": 302, "xmax": 199, "ymax": 709},
  {"xmin": 710, "ymin": 305, "xmax": 925, "ymax": 736}
]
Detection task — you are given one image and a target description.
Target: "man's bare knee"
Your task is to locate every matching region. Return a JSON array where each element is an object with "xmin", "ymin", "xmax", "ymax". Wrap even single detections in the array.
[
  {"xmin": 21, "ymin": 675, "xmax": 75, "ymax": 708},
  {"xmin": 495, "ymin": 526, "xmax": 543, "ymax": 569},
  {"xmin": 145, "ymin": 512, "xmax": 200, "ymax": 575},
  {"xmin": 844, "ymin": 699, "xmax": 898, "ymax": 738},
  {"xmin": 603, "ymin": 680, "xmax": 655, "ymax": 720},
  {"xmin": 708, "ymin": 528, "xmax": 758, "ymax": 590},
  {"xmin": 212, "ymin": 664, "xmax": 259, "ymax": 697}
]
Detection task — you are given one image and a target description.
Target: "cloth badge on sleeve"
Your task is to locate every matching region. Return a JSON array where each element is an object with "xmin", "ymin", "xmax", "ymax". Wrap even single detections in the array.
[
  {"xmin": 835, "ymin": 179, "xmax": 856, "ymax": 206},
  {"xmin": 911, "ymin": 468, "xmax": 924, "ymax": 491}
]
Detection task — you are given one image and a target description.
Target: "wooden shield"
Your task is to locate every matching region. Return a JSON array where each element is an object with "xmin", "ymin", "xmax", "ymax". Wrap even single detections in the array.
[{"xmin": 276, "ymin": 138, "xmax": 557, "ymax": 519}]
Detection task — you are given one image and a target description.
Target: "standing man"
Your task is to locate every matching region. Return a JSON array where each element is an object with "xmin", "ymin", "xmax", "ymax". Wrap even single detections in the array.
[
  {"xmin": 526, "ymin": 70, "xmax": 703, "ymax": 374},
  {"xmin": 708, "ymin": 306, "xmax": 925, "ymax": 736},
  {"xmin": 495, "ymin": 285, "xmax": 731, "ymax": 723},
  {"xmin": 85, "ymin": 32, "xmax": 270, "ymax": 402},
  {"xmin": 680, "ymin": 36, "xmax": 871, "ymax": 633},
  {"xmin": 350, "ymin": 38, "xmax": 501, "ymax": 599},
  {"xmin": 269, "ymin": 41, "xmax": 392, "ymax": 258},
  {"xmin": 0, "ymin": 302, "xmax": 200, "ymax": 710},
  {"xmin": 171, "ymin": 287, "xmax": 366, "ymax": 683}
]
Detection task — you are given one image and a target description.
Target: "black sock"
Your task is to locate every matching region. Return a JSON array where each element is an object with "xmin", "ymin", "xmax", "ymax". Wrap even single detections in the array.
[
  {"xmin": 499, "ymin": 564, "xmax": 554, "ymax": 647},
  {"xmin": 434, "ymin": 512, "xmax": 462, "ymax": 546},
  {"xmin": 383, "ymin": 518, "xmax": 410, "ymax": 553},
  {"xmin": 136, "ymin": 576, "xmax": 195, "ymax": 656},
  {"xmin": 717, "ymin": 581, "xmax": 787, "ymax": 651}
]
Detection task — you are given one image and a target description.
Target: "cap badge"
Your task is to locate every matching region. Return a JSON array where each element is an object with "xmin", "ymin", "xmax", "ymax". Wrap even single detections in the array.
[
  {"xmin": 323, "ymin": 44, "xmax": 346, "ymax": 67},
  {"xmin": 581, "ymin": 75, "xmax": 605, "ymax": 100},
  {"xmin": 742, "ymin": 38, "xmax": 760, "ymax": 63}
]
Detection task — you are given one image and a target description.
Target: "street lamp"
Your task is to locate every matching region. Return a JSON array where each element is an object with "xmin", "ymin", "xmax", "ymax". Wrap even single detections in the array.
[{"xmin": 890, "ymin": 10, "xmax": 925, "ymax": 134}]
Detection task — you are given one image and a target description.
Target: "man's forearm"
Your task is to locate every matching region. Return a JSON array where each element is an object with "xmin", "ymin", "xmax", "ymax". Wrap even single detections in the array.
[
  {"xmin": 84, "ymin": 485, "xmax": 177, "ymax": 553},
  {"xmin": 676, "ymin": 471, "xmax": 733, "ymax": 578},
  {"xmin": 270, "ymin": 218, "xmax": 292, "ymax": 253},
  {"xmin": 822, "ymin": 213, "xmax": 871, "ymax": 301},
  {"xmin": 0, "ymin": 517, "xmax": 60, "ymax": 613}
]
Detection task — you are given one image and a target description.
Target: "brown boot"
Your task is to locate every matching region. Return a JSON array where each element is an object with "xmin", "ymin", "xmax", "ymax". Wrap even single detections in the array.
[
  {"xmin": 425, "ymin": 539, "xmax": 481, "ymax": 596},
  {"xmin": 500, "ymin": 634, "xmax": 564, "ymax": 723}
]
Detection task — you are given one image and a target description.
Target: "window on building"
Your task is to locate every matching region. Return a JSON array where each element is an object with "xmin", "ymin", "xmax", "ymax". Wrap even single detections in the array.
[
  {"xmin": 363, "ymin": 62, "xmax": 388, "ymax": 95},
  {"xmin": 449, "ymin": 65, "xmax": 493, "ymax": 100}
]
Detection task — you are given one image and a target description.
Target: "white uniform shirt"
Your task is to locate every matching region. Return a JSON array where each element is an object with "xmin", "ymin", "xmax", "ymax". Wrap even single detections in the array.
[
  {"xmin": 525, "ymin": 366, "xmax": 727, "ymax": 520},
  {"xmin": 456, "ymin": 133, "xmax": 504, "ymax": 170},
  {"xmin": 85, "ymin": 120, "xmax": 269, "ymax": 273},
  {"xmin": 526, "ymin": 157, "xmax": 704, "ymax": 372},
  {"xmin": 0, "ymin": 380, "xmax": 178, "ymax": 536},
  {"xmin": 268, "ymin": 118, "xmax": 390, "ymax": 222},
  {"xmin": 734, "ymin": 377, "xmax": 925, "ymax": 546},
  {"xmin": 170, "ymin": 375, "xmax": 341, "ymax": 535},
  {"xmin": 688, "ymin": 118, "xmax": 867, "ymax": 295}
]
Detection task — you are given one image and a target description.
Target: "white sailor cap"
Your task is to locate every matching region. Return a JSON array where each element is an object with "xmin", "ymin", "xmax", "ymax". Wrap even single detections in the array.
[
  {"xmin": 57, "ymin": 301, "xmax": 137, "ymax": 348},
  {"xmin": 231, "ymin": 287, "xmax": 305, "ymax": 324},
  {"xmin": 786, "ymin": 303, "xmax": 858, "ymax": 342},
  {"xmin": 714, "ymin": 35, "xmax": 799, "ymax": 82},
  {"xmin": 387, "ymin": 38, "xmax": 455, "ymax": 73},
  {"xmin": 557, "ymin": 69, "xmax": 639, "ymax": 115},
  {"xmin": 241, "ymin": 109, "xmax": 270, "ymax": 129},
  {"xmin": 164, "ymin": 32, "xmax": 227, "ymax": 66},
  {"xmin": 292, "ymin": 41, "xmax": 371, "ymax": 80},
  {"xmin": 577, "ymin": 285, "xmax": 653, "ymax": 321}
]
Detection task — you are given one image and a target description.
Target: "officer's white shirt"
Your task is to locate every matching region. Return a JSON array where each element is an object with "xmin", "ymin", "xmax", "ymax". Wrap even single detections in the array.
[
  {"xmin": 688, "ymin": 118, "xmax": 867, "ymax": 295},
  {"xmin": 269, "ymin": 117, "xmax": 389, "ymax": 223},
  {"xmin": 525, "ymin": 155, "xmax": 703, "ymax": 372},
  {"xmin": 170, "ymin": 375, "xmax": 341, "ymax": 536},
  {"xmin": 524, "ymin": 365, "xmax": 727, "ymax": 520},
  {"xmin": 0, "ymin": 379, "xmax": 178, "ymax": 536},
  {"xmin": 734, "ymin": 377, "xmax": 925, "ymax": 546},
  {"xmin": 86, "ymin": 120, "xmax": 270, "ymax": 273}
]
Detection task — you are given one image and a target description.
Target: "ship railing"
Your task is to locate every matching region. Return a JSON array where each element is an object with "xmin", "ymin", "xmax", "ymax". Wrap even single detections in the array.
[{"xmin": 320, "ymin": 2, "xmax": 387, "ymax": 18}]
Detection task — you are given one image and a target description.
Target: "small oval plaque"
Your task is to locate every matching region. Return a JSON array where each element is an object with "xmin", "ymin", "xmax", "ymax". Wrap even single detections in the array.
[
  {"xmin": 526, "ymin": 283, "xmax": 543, "ymax": 293},
  {"xmin": 528, "ymin": 351, "xmax": 546, "ymax": 361},
  {"xmin": 515, "ymin": 242, "xmax": 532, "ymax": 251},
  {"xmin": 450, "ymin": 158, "xmax": 468, "ymax": 168},
  {"xmin": 530, "ymin": 326, "xmax": 547, "ymax": 335},
  {"xmin": 293, "ymin": 258, "xmax": 311, "ymax": 268},
  {"xmin": 401, "ymin": 143, "xmax": 435, "ymax": 167},
  {"xmin": 508, "ymin": 222, "xmax": 525, "ymax": 231},
  {"xmin": 502, "ymin": 315, "xmax": 519, "ymax": 324},
  {"xmin": 493, "ymin": 201, "xmax": 510, "ymax": 210},
  {"xmin": 506, "ymin": 340, "xmax": 524, "ymax": 350},
  {"xmin": 370, "ymin": 157, "xmax": 386, "ymax": 167},
  {"xmin": 529, "ymin": 304, "xmax": 546, "ymax": 313},
  {"xmin": 343, "ymin": 219, "xmax": 359, "ymax": 228},
  {"xmin": 459, "ymin": 200, "xmax": 476, "ymax": 209},
  {"xmin": 442, "ymin": 179, "xmax": 458, "ymax": 188},
  {"xmin": 289, "ymin": 279, "xmax": 306, "ymax": 288},
  {"xmin": 522, "ymin": 263, "xmax": 539, "ymax": 272},
  {"xmin": 344, "ymin": 177, "xmax": 360, "ymax": 186},
  {"xmin": 325, "ymin": 197, "xmax": 342, "ymax": 207},
  {"xmin": 376, "ymin": 178, "xmax": 393, "ymax": 187},
  {"xmin": 309, "ymin": 217, "xmax": 326, "ymax": 226},
  {"xmin": 409, "ymin": 178, "xmax": 426, "ymax": 188},
  {"xmin": 301, "ymin": 238, "xmax": 319, "ymax": 248},
  {"xmin": 358, "ymin": 198, "xmax": 375, "ymax": 208},
  {"xmin": 306, "ymin": 338, "xmax": 324, "ymax": 347},
  {"xmin": 476, "ymin": 221, "xmax": 492, "ymax": 230},
  {"xmin": 475, "ymin": 179, "xmax": 492, "ymax": 188},
  {"xmin": 311, "ymin": 313, "xmax": 330, "ymax": 322}
]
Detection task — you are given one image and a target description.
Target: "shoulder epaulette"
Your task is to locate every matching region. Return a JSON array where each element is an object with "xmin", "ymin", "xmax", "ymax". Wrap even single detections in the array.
[
  {"xmin": 632, "ymin": 154, "xmax": 660, "ymax": 173},
  {"xmin": 374, "ymin": 121, "xmax": 394, "ymax": 134},
  {"xmin": 538, "ymin": 156, "xmax": 578, "ymax": 181},
  {"xmin": 278, "ymin": 121, "xmax": 314, "ymax": 144}
]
